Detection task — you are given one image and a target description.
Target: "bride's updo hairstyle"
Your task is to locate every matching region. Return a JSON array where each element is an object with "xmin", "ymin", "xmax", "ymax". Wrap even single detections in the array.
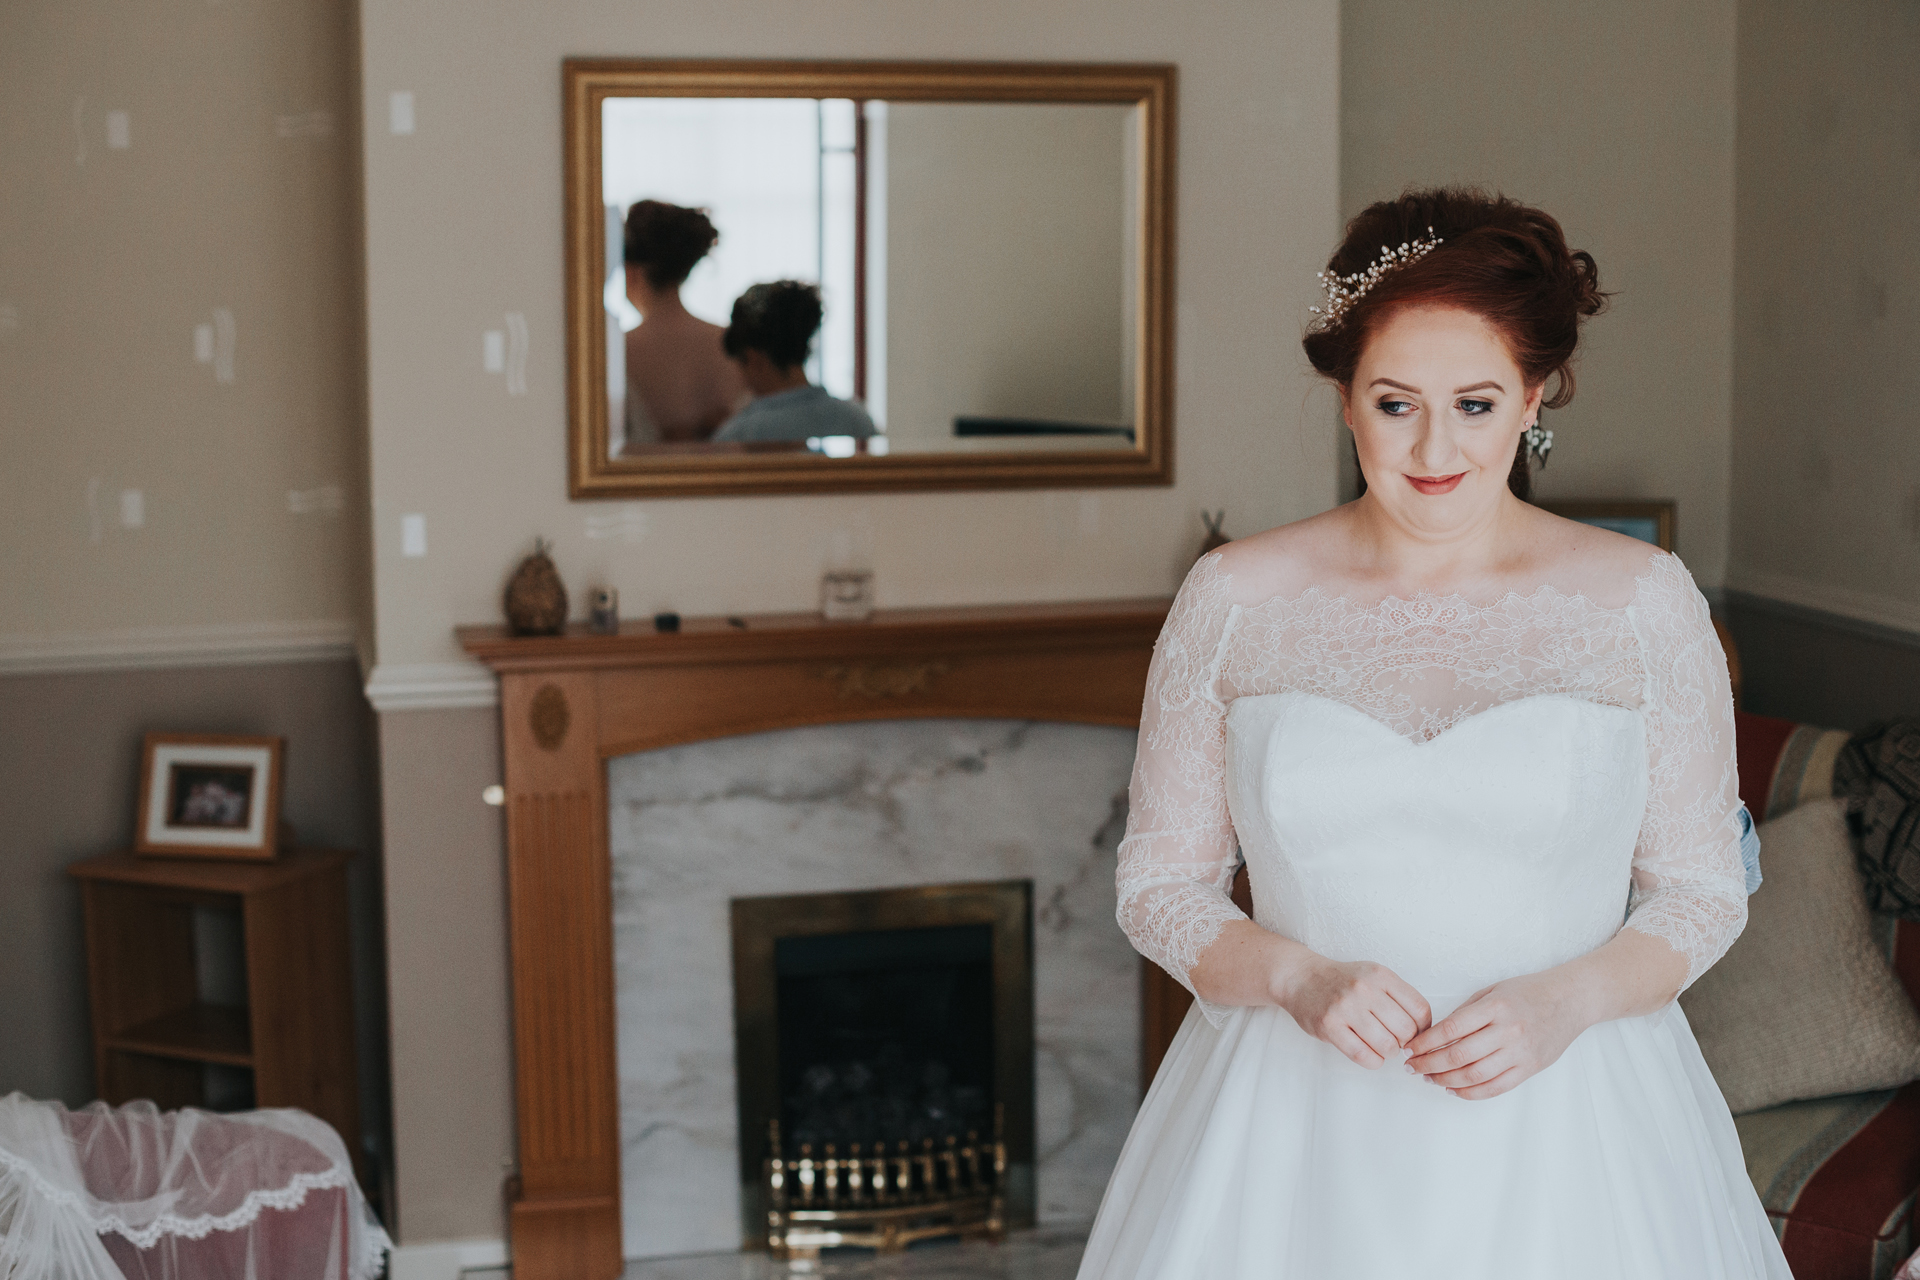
[{"xmin": 1303, "ymin": 187, "xmax": 1607, "ymax": 498}]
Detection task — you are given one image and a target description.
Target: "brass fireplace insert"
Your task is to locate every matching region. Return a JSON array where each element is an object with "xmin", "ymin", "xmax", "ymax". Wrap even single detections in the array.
[
  {"xmin": 762, "ymin": 1109, "xmax": 1007, "ymax": 1257},
  {"xmin": 731, "ymin": 879, "xmax": 1035, "ymax": 1251}
]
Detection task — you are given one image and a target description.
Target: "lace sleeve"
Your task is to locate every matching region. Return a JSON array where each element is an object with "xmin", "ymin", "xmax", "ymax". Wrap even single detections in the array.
[
  {"xmin": 1622, "ymin": 554, "xmax": 1748, "ymax": 993},
  {"xmin": 1116, "ymin": 553, "xmax": 1249, "ymax": 1027}
]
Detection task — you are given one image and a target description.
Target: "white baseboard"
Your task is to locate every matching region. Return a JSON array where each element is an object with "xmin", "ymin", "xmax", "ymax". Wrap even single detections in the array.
[
  {"xmin": 1723, "ymin": 566, "xmax": 1920, "ymax": 639},
  {"xmin": 0, "ymin": 619, "xmax": 357, "ymax": 676},
  {"xmin": 363, "ymin": 662, "xmax": 500, "ymax": 712},
  {"xmin": 387, "ymin": 1237, "xmax": 509, "ymax": 1280}
]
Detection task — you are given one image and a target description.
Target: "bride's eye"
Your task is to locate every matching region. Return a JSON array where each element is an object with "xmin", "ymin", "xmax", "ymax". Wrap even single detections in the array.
[
  {"xmin": 1457, "ymin": 398, "xmax": 1495, "ymax": 417},
  {"xmin": 1376, "ymin": 398, "xmax": 1416, "ymax": 416}
]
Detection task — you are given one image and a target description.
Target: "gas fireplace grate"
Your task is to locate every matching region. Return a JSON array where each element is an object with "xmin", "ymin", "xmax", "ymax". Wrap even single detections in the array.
[
  {"xmin": 762, "ymin": 1107, "xmax": 1006, "ymax": 1257},
  {"xmin": 730, "ymin": 880, "xmax": 1035, "ymax": 1252}
]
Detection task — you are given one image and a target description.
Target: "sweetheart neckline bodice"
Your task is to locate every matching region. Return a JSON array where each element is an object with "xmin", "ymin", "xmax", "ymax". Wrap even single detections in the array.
[
  {"xmin": 1231, "ymin": 688, "xmax": 1640, "ymax": 750},
  {"xmin": 1222, "ymin": 689, "xmax": 1650, "ymax": 1006},
  {"xmin": 1116, "ymin": 547, "xmax": 1748, "ymax": 1026}
]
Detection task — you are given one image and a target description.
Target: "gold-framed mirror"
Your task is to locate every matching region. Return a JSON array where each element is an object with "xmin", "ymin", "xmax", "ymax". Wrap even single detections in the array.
[{"xmin": 563, "ymin": 59, "xmax": 1175, "ymax": 498}]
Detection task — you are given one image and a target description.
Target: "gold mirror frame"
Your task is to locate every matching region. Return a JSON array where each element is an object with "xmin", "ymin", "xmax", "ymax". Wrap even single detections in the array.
[{"xmin": 563, "ymin": 58, "xmax": 1176, "ymax": 499}]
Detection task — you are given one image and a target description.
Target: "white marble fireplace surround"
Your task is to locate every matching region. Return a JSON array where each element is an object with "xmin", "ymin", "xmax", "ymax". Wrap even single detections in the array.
[{"xmin": 609, "ymin": 719, "xmax": 1140, "ymax": 1260}]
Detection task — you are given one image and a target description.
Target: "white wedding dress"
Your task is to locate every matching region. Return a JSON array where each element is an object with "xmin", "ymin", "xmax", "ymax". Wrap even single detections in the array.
[{"xmin": 1080, "ymin": 549, "xmax": 1792, "ymax": 1279}]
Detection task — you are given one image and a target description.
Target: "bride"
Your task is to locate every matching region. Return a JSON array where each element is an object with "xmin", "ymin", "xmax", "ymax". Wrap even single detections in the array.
[{"xmin": 1078, "ymin": 189, "xmax": 1791, "ymax": 1279}]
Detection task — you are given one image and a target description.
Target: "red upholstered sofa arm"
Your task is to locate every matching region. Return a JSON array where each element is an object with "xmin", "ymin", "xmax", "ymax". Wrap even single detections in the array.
[{"xmin": 1731, "ymin": 709, "xmax": 1920, "ymax": 1280}]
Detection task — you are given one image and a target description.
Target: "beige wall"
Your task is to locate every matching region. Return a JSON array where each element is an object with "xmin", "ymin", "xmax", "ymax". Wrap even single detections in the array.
[
  {"xmin": 358, "ymin": 1, "xmax": 1342, "ymax": 676},
  {"xmin": 1341, "ymin": 0, "xmax": 1738, "ymax": 586},
  {"xmin": 0, "ymin": 0, "xmax": 387, "ymax": 1207},
  {"xmin": 358, "ymin": 0, "xmax": 1342, "ymax": 1246},
  {"xmin": 885, "ymin": 102, "xmax": 1129, "ymax": 439},
  {"xmin": 0, "ymin": 0, "xmax": 370, "ymax": 654},
  {"xmin": 1728, "ymin": 0, "xmax": 1920, "ymax": 630}
]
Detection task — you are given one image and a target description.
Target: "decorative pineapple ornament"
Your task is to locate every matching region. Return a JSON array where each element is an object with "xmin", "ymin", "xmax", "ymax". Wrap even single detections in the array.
[{"xmin": 504, "ymin": 538, "xmax": 569, "ymax": 636}]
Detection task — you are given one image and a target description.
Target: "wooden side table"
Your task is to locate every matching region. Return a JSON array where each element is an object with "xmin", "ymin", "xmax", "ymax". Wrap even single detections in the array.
[{"xmin": 68, "ymin": 849, "xmax": 361, "ymax": 1174}]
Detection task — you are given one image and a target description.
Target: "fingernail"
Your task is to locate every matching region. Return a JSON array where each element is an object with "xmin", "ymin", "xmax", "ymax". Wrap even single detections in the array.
[{"xmin": 1403, "ymin": 1064, "xmax": 1415, "ymax": 1075}]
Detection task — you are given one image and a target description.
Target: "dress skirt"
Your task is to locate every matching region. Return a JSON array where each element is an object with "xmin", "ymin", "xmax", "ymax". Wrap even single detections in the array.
[{"xmin": 1076, "ymin": 1000, "xmax": 1791, "ymax": 1280}]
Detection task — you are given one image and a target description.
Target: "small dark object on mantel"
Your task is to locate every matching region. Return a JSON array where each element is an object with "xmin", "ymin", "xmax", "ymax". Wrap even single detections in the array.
[
  {"xmin": 653, "ymin": 612, "xmax": 681, "ymax": 633},
  {"xmin": 588, "ymin": 586, "xmax": 619, "ymax": 635},
  {"xmin": 1197, "ymin": 510, "xmax": 1230, "ymax": 562},
  {"xmin": 727, "ymin": 616, "xmax": 748, "ymax": 629},
  {"xmin": 504, "ymin": 539, "xmax": 568, "ymax": 636}
]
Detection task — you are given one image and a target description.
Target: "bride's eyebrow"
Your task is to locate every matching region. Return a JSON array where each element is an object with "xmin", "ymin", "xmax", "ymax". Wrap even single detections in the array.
[
  {"xmin": 1453, "ymin": 380, "xmax": 1505, "ymax": 394},
  {"xmin": 1368, "ymin": 378, "xmax": 1421, "ymax": 393}
]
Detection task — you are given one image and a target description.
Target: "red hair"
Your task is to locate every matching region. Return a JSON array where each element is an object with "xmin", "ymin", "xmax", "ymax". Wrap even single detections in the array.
[{"xmin": 1303, "ymin": 188, "xmax": 1608, "ymax": 496}]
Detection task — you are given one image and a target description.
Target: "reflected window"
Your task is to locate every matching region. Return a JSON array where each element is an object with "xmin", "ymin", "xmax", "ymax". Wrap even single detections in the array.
[{"xmin": 601, "ymin": 98, "xmax": 880, "ymax": 421}]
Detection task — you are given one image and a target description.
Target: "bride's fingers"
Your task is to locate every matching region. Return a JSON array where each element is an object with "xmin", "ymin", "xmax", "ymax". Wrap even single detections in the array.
[
  {"xmin": 1369, "ymin": 1001, "xmax": 1419, "ymax": 1049},
  {"xmin": 1421, "ymin": 1046, "xmax": 1512, "ymax": 1090},
  {"xmin": 1351, "ymin": 1014, "xmax": 1402, "ymax": 1065},
  {"xmin": 1379, "ymin": 973, "xmax": 1433, "ymax": 1034},
  {"xmin": 1407, "ymin": 1025, "xmax": 1503, "ymax": 1078},
  {"xmin": 1363, "ymin": 1009, "xmax": 1411, "ymax": 1057},
  {"xmin": 1404, "ymin": 998, "xmax": 1497, "ymax": 1058},
  {"xmin": 1448, "ymin": 1065, "xmax": 1525, "ymax": 1101},
  {"xmin": 1331, "ymin": 1026, "xmax": 1385, "ymax": 1069}
]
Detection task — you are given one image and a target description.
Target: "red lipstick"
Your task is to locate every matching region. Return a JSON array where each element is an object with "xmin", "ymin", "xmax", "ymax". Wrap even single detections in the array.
[{"xmin": 1405, "ymin": 472, "xmax": 1466, "ymax": 496}]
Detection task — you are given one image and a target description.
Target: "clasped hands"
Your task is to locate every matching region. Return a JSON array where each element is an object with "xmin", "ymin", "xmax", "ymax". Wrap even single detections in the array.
[{"xmin": 1276, "ymin": 958, "xmax": 1589, "ymax": 1100}]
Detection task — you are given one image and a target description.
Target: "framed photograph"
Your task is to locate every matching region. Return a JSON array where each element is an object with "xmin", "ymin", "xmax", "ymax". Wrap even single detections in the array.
[
  {"xmin": 135, "ymin": 733, "xmax": 285, "ymax": 861},
  {"xmin": 1539, "ymin": 499, "xmax": 1675, "ymax": 553}
]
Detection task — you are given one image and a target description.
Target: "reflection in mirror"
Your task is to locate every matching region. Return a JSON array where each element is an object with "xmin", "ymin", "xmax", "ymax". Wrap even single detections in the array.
[{"xmin": 600, "ymin": 97, "xmax": 1140, "ymax": 462}]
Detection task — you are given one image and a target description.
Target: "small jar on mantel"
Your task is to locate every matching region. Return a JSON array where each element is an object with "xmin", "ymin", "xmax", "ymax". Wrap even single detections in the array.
[{"xmin": 820, "ymin": 569, "xmax": 875, "ymax": 622}]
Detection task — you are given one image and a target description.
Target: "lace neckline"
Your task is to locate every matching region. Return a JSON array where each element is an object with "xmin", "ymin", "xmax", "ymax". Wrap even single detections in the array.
[
  {"xmin": 1202, "ymin": 550, "xmax": 1667, "ymax": 621},
  {"xmin": 1115, "ymin": 543, "xmax": 1745, "ymax": 1011}
]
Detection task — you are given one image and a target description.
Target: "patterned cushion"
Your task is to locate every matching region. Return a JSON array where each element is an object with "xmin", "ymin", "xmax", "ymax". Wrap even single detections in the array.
[
  {"xmin": 1836, "ymin": 722, "xmax": 1920, "ymax": 918},
  {"xmin": 1683, "ymin": 801, "xmax": 1920, "ymax": 1113},
  {"xmin": 1728, "ymin": 711, "xmax": 1920, "ymax": 1279}
]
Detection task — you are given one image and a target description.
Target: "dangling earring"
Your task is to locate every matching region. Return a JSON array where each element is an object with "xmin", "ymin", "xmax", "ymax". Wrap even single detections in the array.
[{"xmin": 1523, "ymin": 417, "xmax": 1553, "ymax": 466}]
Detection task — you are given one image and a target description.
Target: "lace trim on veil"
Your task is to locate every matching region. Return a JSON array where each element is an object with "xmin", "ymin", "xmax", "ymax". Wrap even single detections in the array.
[
  {"xmin": 0, "ymin": 1098, "xmax": 391, "ymax": 1280},
  {"xmin": 0, "ymin": 1144, "xmax": 353, "ymax": 1246}
]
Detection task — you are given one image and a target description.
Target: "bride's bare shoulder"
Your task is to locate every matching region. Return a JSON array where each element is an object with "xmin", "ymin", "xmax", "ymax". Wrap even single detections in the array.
[
  {"xmin": 1203, "ymin": 506, "xmax": 1355, "ymax": 605},
  {"xmin": 1517, "ymin": 504, "xmax": 1677, "ymax": 606}
]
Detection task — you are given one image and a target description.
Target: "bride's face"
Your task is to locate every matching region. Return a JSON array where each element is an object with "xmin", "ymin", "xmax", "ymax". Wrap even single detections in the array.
[{"xmin": 1341, "ymin": 304, "xmax": 1544, "ymax": 531}]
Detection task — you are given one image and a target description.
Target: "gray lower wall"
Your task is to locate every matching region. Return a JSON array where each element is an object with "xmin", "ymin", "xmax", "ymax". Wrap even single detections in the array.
[
  {"xmin": 0, "ymin": 658, "xmax": 391, "ymax": 1202},
  {"xmin": 1719, "ymin": 594, "xmax": 1920, "ymax": 730},
  {"xmin": 376, "ymin": 705, "xmax": 514, "ymax": 1246}
]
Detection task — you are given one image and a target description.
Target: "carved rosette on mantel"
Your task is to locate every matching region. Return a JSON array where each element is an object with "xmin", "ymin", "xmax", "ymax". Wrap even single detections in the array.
[{"xmin": 459, "ymin": 599, "xmax": 1170, "ymax": 1280}]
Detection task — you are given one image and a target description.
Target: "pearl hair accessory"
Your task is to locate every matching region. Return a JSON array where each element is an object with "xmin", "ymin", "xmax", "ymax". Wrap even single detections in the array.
[
  {"xmin": 1523, "ymin": 420, "xmax": 1554, "ymax": 465},
  {"xmin": 1309, "ymin": 228, "xmax": 1444, "ymax": 329}
]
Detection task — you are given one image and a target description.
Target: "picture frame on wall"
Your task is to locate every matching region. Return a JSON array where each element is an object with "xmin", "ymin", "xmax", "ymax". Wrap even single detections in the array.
[
  {"xmin": 1539, "ymin": 499, "xmax": 1676, "ymax": 553},
  {"xmin": 135, "ymin": 733, "xmax": 285, "ymax": 861}
]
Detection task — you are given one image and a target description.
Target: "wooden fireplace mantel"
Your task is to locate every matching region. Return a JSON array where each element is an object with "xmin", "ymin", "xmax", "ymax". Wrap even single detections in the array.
[{"xmin": 459, "ymin": 597, "xmax": 1170, "ymax": 1279}]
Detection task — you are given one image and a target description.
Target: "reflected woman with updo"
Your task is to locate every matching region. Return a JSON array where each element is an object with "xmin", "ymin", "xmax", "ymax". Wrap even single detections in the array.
[
  {"xmin": 713, "ymin": 281, "xmax": 876, "ymax": 444},
  {"xmin": 621, "ymin": 200, "xmax": 746, "ymax": 443}
]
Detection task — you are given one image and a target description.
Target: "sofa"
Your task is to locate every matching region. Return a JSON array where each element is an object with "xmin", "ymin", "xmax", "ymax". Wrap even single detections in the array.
[{"xmin": 1730, "ymin": 712, "xmax": 1920, "ymax": 1280}]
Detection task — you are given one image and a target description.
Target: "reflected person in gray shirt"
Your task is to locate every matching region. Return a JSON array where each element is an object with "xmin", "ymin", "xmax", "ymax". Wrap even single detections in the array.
[{"xmin": 712, "ymin": 281, "xmax": 877, "ymax": 444}]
